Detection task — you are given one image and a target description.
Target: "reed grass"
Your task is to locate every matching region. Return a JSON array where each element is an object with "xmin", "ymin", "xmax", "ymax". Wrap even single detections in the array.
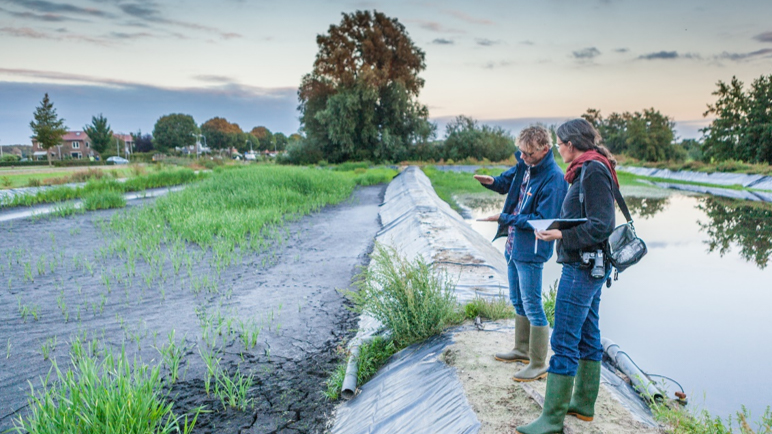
[{"xmin": 12, "ymin": 345, "xmax": 200, "ymax": 434}]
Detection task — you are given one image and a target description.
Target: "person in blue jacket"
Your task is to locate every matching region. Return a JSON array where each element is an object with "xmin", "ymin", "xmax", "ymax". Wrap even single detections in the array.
[{"xmin": 475, "ymin": 125, "xmax": 568, "ymax": 382}]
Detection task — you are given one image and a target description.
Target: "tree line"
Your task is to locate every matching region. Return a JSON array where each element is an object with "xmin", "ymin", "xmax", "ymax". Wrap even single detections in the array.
[{"xmin": 30, "ymin": 9, "xmax": 772, "ymax": 166}]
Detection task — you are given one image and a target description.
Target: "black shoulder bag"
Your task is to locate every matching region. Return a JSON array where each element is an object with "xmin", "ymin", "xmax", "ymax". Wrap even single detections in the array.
[{"xmin": 579, "ymin": 161, "xmax": 647, "ymax": 280}]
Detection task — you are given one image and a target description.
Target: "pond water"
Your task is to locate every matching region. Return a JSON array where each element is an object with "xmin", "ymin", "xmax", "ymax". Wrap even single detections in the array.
[{"xmin": 462, "ymin": 189, "xmax": 772, "ymax": 422}]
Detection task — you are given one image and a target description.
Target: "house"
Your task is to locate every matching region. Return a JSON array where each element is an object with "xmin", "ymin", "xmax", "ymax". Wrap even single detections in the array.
[
  {"xmin": 31, "ymin": 131, "xmax": 95, "ymax": 160},
  {"xmin": 31, "ymin": 132, "xmax": 134, "ymax": 160}
]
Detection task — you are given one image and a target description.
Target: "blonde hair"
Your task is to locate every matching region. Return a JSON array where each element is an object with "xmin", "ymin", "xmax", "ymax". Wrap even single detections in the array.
[{"xmin": 517, "ymin": 125, "xmax": 552, "ymax": 153}]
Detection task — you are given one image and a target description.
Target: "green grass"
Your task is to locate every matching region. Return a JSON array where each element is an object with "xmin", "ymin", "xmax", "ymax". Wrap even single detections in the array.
[
  {"xmin": 422, "ymin": 165, "xmax": 505, "ymax": 211},
  {"xmin": 649, "ymin": 401, "xmax": 772, "ymax": 434},
  {"xmin": 12, "ymin": 344, "xmax": 201, "ymax": 434},
  {"xmin": 0, "ymin": 167, "xmax": 203, "ymax": 208},
  {"xmin": 463, "ymin": 293, "xmax": 516, "ymax": 321},
  {"xmin": 0, "ymin": 167, "xmax": 134, "ymax": 189},
  {"xmin": 82, "ymin": 190, "xmax": 127, "ymax": 210}
]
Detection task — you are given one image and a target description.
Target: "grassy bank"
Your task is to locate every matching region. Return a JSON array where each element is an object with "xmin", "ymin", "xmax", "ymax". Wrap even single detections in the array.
[
  {"xmin": 0, "ymin": 166, "xmax": 202, "ymax": 209},
  {"xmin": 421, "ymin": 165, "xmax": 505, "ymax": 211}
]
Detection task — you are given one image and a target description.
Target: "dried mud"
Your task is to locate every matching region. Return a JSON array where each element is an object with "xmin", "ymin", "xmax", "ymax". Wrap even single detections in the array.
[{"xmin": 0, "ymin": 185, "xmax": 385, "ymax": 433}]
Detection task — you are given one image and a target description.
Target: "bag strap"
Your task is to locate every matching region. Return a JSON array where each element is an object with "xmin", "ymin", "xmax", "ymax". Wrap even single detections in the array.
[{"xmin": 579, "ymin": 161, "xmax": 634, "ymax": 224}]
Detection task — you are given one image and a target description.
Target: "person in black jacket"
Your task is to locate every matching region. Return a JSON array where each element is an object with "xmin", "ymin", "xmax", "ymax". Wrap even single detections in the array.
[
  {"xmin": 516, "ymin": 119, "xmax": 618, "ymax": 434},
  {"xmin": 474, "ymin": 126, "xmax": 567, "ymax": 382}
]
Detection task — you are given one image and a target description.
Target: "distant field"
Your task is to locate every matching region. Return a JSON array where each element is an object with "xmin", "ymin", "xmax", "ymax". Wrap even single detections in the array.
[{"xmin": 0, "ymin": 166, "xmax": 134, "ymax": 189}]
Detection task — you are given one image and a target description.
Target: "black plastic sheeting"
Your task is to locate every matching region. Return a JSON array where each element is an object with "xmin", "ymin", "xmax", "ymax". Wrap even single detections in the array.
[{"xmin": 331, "ymin": 332, "xmax": 481, "ymax": 434}]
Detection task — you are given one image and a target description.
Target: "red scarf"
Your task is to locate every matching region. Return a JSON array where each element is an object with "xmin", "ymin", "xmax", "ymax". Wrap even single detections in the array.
[{"xmin": 564, "ymin": 150, "xmax": 619, "ymax": 187}]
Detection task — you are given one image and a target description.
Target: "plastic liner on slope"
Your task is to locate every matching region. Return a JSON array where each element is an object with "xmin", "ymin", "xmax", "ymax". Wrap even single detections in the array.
[
  {"xmin": 331, "ymin": 166, "xmax": 658, "ymax": 433},
  {"xmin": 652, "ymin": 182, "xmax": 769, "ymax": 202},
  {"xmin": 377, "ymin": 166, "xmax": 509, "ymax": 303},
  {"xmin": 749, "ymin": 178, "xmax": 772, "ymax": 191},
  {"xmin": 619, "ymin": 166, "xmax": 769, "ymax": 188},
  {"xmin": 332, "ymin": 333, "xmax": 481, "ymax": 434}
]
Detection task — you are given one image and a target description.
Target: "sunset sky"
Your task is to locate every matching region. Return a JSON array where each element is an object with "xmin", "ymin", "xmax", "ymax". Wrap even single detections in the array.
[{"xmin": 1, "ymin": 0, "xmax": 771, "ymax": 145}]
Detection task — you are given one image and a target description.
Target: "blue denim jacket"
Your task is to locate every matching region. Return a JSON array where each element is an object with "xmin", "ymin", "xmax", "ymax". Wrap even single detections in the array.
[{"xmin": 484, "ymin": 150, "xmax": 568, "ymax": 263}]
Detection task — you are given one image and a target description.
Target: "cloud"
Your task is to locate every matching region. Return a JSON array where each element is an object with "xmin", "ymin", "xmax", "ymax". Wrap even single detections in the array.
[
  {"xmin": 0, "ymin": 26, "xmax": 50, "ymax": 39},
  {"xmin": 431, "ymin": 38, "xmax": 454, "ymax": 45},
  {"xmin": 573, "ymin": 47, "xmax": 601, "ymax": 59},
  {"xmin": 0, "ymin": 68, "xmax": 292, "ymax": 99},
  {"xmin": 483, "ymin": 60, "xmax": 514, "ymax": 69},
  {"xmin": 520, "ymin": 40, "xmax": 535, "ymax": 46},
  {"xmin": 444, "ymin": 10, "xmax": 494, "ymax": 25},
  {"xmin": 115, "ymin": 1, "xmax": 241, "ymax": 39},
  {"xmin": 614, "ymin": 47, "xmax": 629, "ymax": 53},
  {"xmin": 0, "ymin": 5, "xmax": 85, "ymax": 21},
  {"xmin": 109, "ymin": 31, "xmax": 153, "ymax": 39},
  {"xmin": 4, "ymin": 0, "xmax": 111, "ymax": 17},
  {"xmin": 717, "ymin": 48, "xmax": 772, "ymax": 61},
  {"xmin": 753, "ymin": 31, "xmax": 772, "ymax": 43},
  {"xmin": 476, "ymin": 38, "xmax": 500, "ymax": 46},
  {"xmin": 406, "ymin": 19, "xmax": 464, "ymax": 34},
  {"xmin": 194, "ymin": 75, "xmax": 237, "ymax": 83},
  {"xmin": 638, "ymin": 50, "xmax": 679, "ymax": 60}
]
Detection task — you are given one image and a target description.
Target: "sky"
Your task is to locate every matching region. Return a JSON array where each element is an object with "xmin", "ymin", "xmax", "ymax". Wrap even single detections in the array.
[{"xmin": 1, "ymin": 0, "xmax": 771, "ymax": 145}]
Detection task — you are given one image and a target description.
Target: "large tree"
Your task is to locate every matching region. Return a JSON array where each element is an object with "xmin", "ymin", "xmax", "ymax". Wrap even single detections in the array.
[
  {"xmin": 441, "ymin": 116, "xmax": 514, "ymax": 162},
  {"xmin": 83, "ymin": 114, "xmax": 113, "ymax": 154},
  {"xmin": 132, "ymin": 130, "xmax": 154, "ymax": 153},
  {"xmin": 582, "ymin": 108, "xmax": 682, "ymax": 162},
  {"xmin": 702, "ymin": 75, "xmax": 772, "ymax": 164},
  {"xmin": 298, "ymin": 10, "xmax": 433, "ymax": 163},
  {"xmin": 250, "ymin": 126, "xmax": 274, "ymax": 151},
  {"xmin": 152, "ymin": 114, "xmax": 197, "ymax": 153},
  {"xmin": 201, "ymin": 117, "xmax": 243, "ymax": 152},
  {"xmin": 30, "ymin": 93, "xmax": 68, "ymax": 166}
]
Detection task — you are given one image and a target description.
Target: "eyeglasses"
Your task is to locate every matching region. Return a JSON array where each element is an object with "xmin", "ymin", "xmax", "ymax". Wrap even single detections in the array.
[
  {"xmin": 555, "ymin": 141, "xmax": 568, "ymax": 148},
  {"xmin": 519, "ymin": 148, "xmax": 538, "ymax": 158}
]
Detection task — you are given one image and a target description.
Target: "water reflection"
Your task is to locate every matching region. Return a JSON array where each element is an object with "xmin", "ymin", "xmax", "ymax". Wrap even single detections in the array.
[
  {"xmin": 698, "ymin": 197, "xmax": 772, "ymax": 269},
  {"xmin": 625, "ymin": 197, "xmax": 670, "ymax": 220}
]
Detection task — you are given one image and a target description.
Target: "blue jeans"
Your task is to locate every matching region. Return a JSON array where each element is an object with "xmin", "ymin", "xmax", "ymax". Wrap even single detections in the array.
[
  {"xmin": 505, "ymin": 253, "xmax": 548, "ymax": 327},
  {"xmin": 548, "ymin": 262, "xmax": 611, "ymax": 376}
]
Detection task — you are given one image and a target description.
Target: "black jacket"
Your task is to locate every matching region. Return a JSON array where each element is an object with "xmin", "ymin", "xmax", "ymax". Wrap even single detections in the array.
[{"xmin": 556, "ymin": 161, "xmax": 616, "ymax": 264}]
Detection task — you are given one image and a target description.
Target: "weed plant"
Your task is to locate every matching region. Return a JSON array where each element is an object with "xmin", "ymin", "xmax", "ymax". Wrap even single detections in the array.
[
  {"xmin": 463, "ymin": 293, "xmax": 516, "ymax": 321},
  {"xmin": 649, "ymin": 400, "xmax": 772, "ymax": 434},
  {"xmin": 82, "ymin": 189, "xmax": 127, "ymax": 210},
  {"xmin": 214, "ymin": 367, "xmax": 254, "ymax": 411},
  {"xmin": 13, "ymin": 345, "xmax": 201, "ymax": 434},
  {"xmin": 542, "ymin": 279, "xmax": 558, "ymax": 327},
  {"xmin": 347, "ymin": 244, "xmax": 462, "ymax": 348}
]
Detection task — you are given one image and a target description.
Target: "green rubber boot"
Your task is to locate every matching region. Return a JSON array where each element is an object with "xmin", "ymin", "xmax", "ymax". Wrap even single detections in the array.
[
  {"xmin": 512, "ymin": 325, "xmax": 549, "ymax": 382},
  {"xmin": 567, "ymin": 359, "xmax": 602, "ymax": 421},
  {"xmin": 494, "ymin": 314, "xmax": 530, "ymax": 363},
  {"xmin": 516, "ymin": 373, "xmax": 574, "ymax": 434}
]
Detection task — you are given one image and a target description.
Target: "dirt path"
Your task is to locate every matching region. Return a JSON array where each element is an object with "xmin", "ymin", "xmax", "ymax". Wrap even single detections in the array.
[
  {"xmin": 443, "ymin": 324, "xmax": 662, "ymax": 434},
  {"xmin": 0, "ymin": 185, "xmax": 385, "ymax": 433}
]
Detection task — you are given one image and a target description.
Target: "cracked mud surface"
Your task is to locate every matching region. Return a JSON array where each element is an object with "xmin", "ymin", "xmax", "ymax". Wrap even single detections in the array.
[{"xmin": 0, "ymin": 184, "xmax": 385, "ymax": 433}]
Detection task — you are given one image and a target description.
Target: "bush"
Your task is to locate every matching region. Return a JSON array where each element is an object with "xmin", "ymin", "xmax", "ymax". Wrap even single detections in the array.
[
  {"xmin": 347, "ymin": 244, "xmax": 461, "ymax": 347},
  {"xmin": 1, "ymin": 154, "xmax": 20, "ymax": 162}
]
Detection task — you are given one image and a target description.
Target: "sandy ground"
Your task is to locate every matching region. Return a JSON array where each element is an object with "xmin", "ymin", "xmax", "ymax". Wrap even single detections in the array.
[
  {"xmin": 441, "ymin": 323, "xmax": 663, "ymax": 434},
  {"xmin": 0, "ymin": 185, "xmax": 385, "ymax": 433}
]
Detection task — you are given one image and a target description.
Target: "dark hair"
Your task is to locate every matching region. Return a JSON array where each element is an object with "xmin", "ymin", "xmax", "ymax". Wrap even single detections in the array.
[{"xmin": 557, "ymin": 118, "xmax": 616, "ymax": 167}]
